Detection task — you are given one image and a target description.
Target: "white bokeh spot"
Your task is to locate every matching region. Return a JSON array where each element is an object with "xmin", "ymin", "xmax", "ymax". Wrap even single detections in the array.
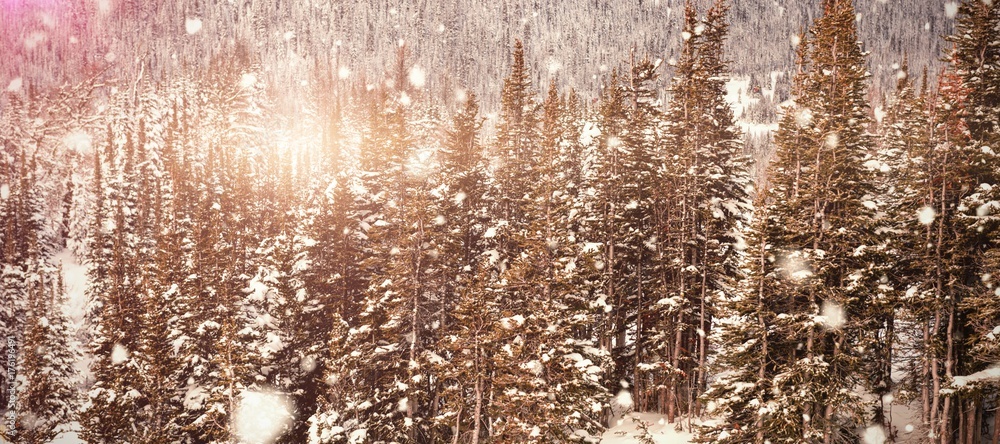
[
  {"xmin": 186, "ymin": 17, "xmax": 203, "ymax": 35},
  {"xmin": 408, "ymin": 66, "xmax": 427, "ymax": 89},
  {"xmin": 111, "ymin": 343, "xmax": 130, "ymax": 365},
  {"xmin": 917, "ymin": 206, "xmax": 936, "ymax": 225},
  {"xmin": 234, "ymin": 390, "xmax": 293, "ymax": 444}
]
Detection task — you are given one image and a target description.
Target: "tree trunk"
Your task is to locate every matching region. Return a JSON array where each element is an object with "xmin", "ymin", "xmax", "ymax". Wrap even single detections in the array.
[
  {"xmin": 472, "ymin": 368, "xmax": 482, "ymax": 444},
  {"xmin": 696, "ymin": 248, "xmax": 708, "ymax": 419},
  {"xmin": 968, "ymin": 398, "xmax": 979, "ymax": 444},
  {"xmin": 924, "ymin": 321, "xmax": 932, "ymax": 429},
  {"xmin": 932, "ymin": 309, "xmax": 943, "ymax": 441},
  {"xmin": 992, "ymin": 399, "xmax": 999, "ymax": 444},
  {"xmin": 823, "ymin": 335, "xmax": 844, "ymax": 444},
  {"xmin": 407, "ymin": 212, "xmax": 423, "ymax": 440},
  {"xmin": 756, "ymin": 231, "xmax": 768, "ymax": 443},
  {"xmin": 669, "ymin": 178, "xmax": 690, "ymax": 424},
  {"xmin": 451, "ymin": 406, "xmax": 462, "ymax": 444},
  {"xmin": 942, "ymin": 304, "xmax": 955, "ymax": 444}
]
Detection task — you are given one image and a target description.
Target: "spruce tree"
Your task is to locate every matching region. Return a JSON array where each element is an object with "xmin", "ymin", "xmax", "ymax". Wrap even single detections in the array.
[
  {"xmin": 867, "ymin": 60, "xmax": 927, "ymax": 431},
  {"xmin": 0, "ymin": 147, "xmax": 27, "ymax": 414},
  {"xmin": 587, "ymin": 56, "xmax": 665, "ymax": 416},
  {"xmin": 0, "ymin": 145, "xmax": 76, "ymax": 444},
  {"xmin": 80, "ymin": 121, "xmax": 152, "ymax": 444},
  {"xmin": 431, "ymin": 92, "xmax": 496, "ymax": 442},
  {"xmin": 939, "ymin": 2, "xmax": 1000, "ymax": 440},
  {"xmin": 288, "ymin": 115, "xmax": 364, "ymax": 444},
  {"xmin": 493, "ymin": 39, "xmax": 540, "ymax": 267},
  {"xmin": 490, "ymin": 80, "xmax": 609, "ymax": 442},
  {"xmin": 588, "ymin": 69, "xmax": 634, "ymax": 402},
  {"xmin": 433, "ymin": 265, "xmax": 500, "ymax": 444},
  {"xmin": 700, "ymin": 197, "xmax": 788, "ymax": 443},
  {"xmin": 138, "ymin": 105, "xmax": 184, "ymax": 444},
  {"xmin": 311, "ymin": 73, "xmax": 443, "ymax": 442},
  {"xmin": 4, "ymin": 268, "xmax": 78, "ymax": 444},
  {"xmin": 946, "ymin": 0, "xmax": 1000, "ymax": 146},
  {"xmin": 655, "ymin": 0, "xmax": 751, "ymax": 420},
  {"xmin": 305, "ymin": 158, "xmax": 370, "ymax": 444},
  {"xmin": 705, "ymin": 0, "xmax": 877, "ymax": 440}
]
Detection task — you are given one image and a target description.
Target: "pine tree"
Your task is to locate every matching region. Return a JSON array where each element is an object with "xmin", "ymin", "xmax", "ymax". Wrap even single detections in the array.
[
  {"xmin": 493, "ymin": 39, "xmax": 540, "ymax": 267},
  {"xmin": 173, "ymin": 144, "xmax": 255, "ymax": 444},
  {"xmin": 937, "ymin": 2, "xmax": 1000, "ymax": 441},
  {"xmin": 706, "ymin": 0, "xmax": 877, "ymax": 440},
  {"xmin": 136, "ymin": 102, "xmax": 185, "ymax": 444},
  {"xmin": 946, "ymin": 0, "xmax": 1000, "ymax": 146},
  {"xmin": 700, "ymin": 197, "xmax": 788, "ymax": 443},
  {"xmin": 149, "ymin": 75, "xmax": 273, "ymax": 443},
  {"xmin": 655, "ymin": 0, "xmax": 751, "ymax": 421},
  {"xmin": 283, "ymin": 116, "xmax": 365, "ymax": 443},
  {"xmin": 618, "ymin": 55, "xmax": 664, "ymax": 416},
  {"xmin": 438, "ymin": 92, "xmax": 490, "ymax": 308},
  {"xmin": 431, "ymin": 92, "xmax": 496, "ymax": 442},
  {"xmin": 588, "ymin": 69, "xmax": 633, "ymax": 402},
  {"xmin": 0, "ymin": 260, "xmax": 24, "ymax": 418},
  {"xmin": 0, "ymin": 143, "xmax": 76, "ymax": 444},
  {"xmin": 891, "ymin": 61, "xmax": 996, "ymax": 444},
  {"xmin": 433, "ymin": 264, "xmax": 500, "ymax": 444},
  {"xmin": 304, "ymin": 158, "xmax": 370, "ymax": 444},
  {"xmin": 584, "ymin": 54, "xmax": 666, "ymax": 416},
  {"xmin": 80, "ymin": 121, "xmax": 153, "ymax": 444},
  {"xmin": 490, "ymin": 80, "xmax": 609, "ymax": 441},
  {"xmin": 144, "ymin": 89, "xmax": 204, "ymax": 443},
  {"xmin": 863, "ymin": 61, "xmax": 936, "ymax": 434},
  {"xmin": 0, "ymin": 145, "xmax": 28, "ymax": 415},
  {"xmin": 4, "ymin": 267, "xmax": 78, "ymax": 444},
  {"xmin": 311, "ymin": 71, "xmax": 446, "ymax": 442}
]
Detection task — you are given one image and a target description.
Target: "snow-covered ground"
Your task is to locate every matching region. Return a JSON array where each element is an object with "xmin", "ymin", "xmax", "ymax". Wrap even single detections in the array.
[
  {"xmin": 601, "ymin": 413, "xmax": 695, "ymax": 444},
  {"xmin": 60, "ymin": 247, "xmax": 92, "ymax": 387},
  {"xmin": 599, "ymin": 406, "xmax": 928, "ymax": 444},
  {"xmin": 51, "ymin": 422, "xmax": 83, "ymax": 444},
  {"xmin": 53, "ymin": 249, "xmax": 88, "ymax": 324},
  {"xmin": 724, "ymin": 75, "xmax": 780, "ymax": 138},
  {"xmin": 885, "ymin": 400, "xmax": 927, "ymax": 443},
  {"xmin": 53, "ymin": 248, "xmax": 89, "ymax": 444}
]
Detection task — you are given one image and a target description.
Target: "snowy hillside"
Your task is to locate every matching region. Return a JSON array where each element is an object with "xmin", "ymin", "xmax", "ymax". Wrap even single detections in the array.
[{"xmin": 1, "ymin": 0, "xmax": 950, "ymax": 112}]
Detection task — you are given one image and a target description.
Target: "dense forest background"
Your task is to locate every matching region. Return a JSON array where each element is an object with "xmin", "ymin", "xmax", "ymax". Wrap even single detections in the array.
[{"xmin": 1, "ymin": 0, "xmax": 952, "ymax": 112}]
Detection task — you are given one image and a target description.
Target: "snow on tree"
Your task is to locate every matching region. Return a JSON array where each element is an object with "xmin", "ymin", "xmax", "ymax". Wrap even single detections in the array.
[
  {"xmin": 704, "ymin": 0, "xmax": 877, "ymax": 441},
  {"xmin": 3, "ymin": 266, "xmax": 78, "ymax": 444},
  {"xmin": 488, "ymin": 79, "xmax": 609, "ymax": 442},
  {"xmin": 648, "ymin": 0, "xmax": 752, "ymax": 423},
  {"xmin": 80, "ymin": 118, "xmax": 155, "ymax": 444}
]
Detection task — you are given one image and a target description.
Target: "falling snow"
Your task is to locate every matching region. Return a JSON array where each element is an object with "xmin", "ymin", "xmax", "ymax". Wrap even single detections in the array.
[
  {"xmin": 945, "ymin": 2, "xmax": 959, "ymax": 18},
  {"xmin": 917, "ymin": 206, "xmax": 936, "ymax": 225},
  {"xmin": 185, "ymin": 17, "xmax": 203, "ymax": 35},
  {"xmin": 819, "ymin": 301, "xmax": 845, "ymax": 329},
  {"xmin": 408, "ymin": 66, "xmax": 426, "ymax": 89},
  {"xmin": 110, "ymin": 344, "xmax": 129, "ymax": 365},
  {"xmin": 6, "ymin": 77, "xmax": 22, "ymax": 92},
  {"xmin": 234, "ymin": 391, "xmax": 294, "ymax": 444}
]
